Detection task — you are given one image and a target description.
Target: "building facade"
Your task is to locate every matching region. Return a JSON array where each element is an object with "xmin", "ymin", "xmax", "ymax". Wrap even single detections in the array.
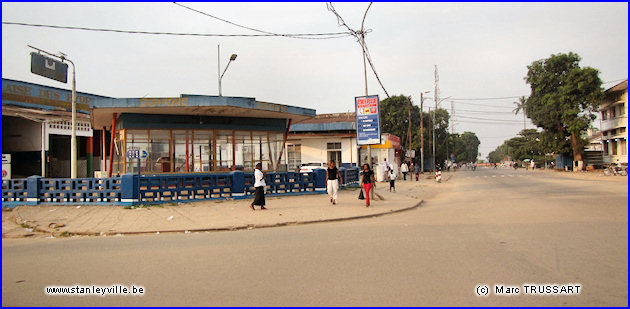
[
  {"xmin": 2, "ymin": 78, "xmax": 110, "ymax": 178},
  {"xmin": 288, "ymin": 112, "xmax": 402, "ymax": 176},
  {"xmin": 599, "ymin": 80, "xmax": 628, "ymax": 165},
  {"xmin": 90, "ymin": 95, "xmax": 315, "ymax": 176}
]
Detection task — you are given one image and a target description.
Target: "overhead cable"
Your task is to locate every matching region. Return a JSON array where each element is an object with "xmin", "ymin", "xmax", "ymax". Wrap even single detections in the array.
[
  {"xmin": 2, "ymin": 21, "xmax": 352, "ymax": 39},
  {"xmin": 173, "ymin": 2, "xmax": 353, "ymax": 40}
]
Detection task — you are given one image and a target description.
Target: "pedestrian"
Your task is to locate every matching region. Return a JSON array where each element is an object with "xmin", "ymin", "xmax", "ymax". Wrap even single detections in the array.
[
  {"xmin": 414, "ymin": 162, "xmax": 420, "ymax": 181},
  {"xmin": 388, "ymin": 168, "xmax": 397, "ymax": 192},
  {"xmin": 359, "ymin": 163, "xmax": 376, "ymax": 207},
  {"xmin": 401, "ymin": 161, "xmax": 409, "ymax": 181},
  {"xmin": 326, "ymin": 160, "xmax": 343, "ymax": 205},
  {"xmin": 250, "ymin": 163, "xmax": 267, "ymax": 210}
]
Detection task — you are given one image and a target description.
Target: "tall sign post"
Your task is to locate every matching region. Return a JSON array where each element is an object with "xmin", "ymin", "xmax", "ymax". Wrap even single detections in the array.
[
  {"xmin": 29, "ymin": 45, "xmax": 77, "ymax": 178},
  {"xmin": 355, "ymin": 95, "xmax": 381, "ymax": 151}
]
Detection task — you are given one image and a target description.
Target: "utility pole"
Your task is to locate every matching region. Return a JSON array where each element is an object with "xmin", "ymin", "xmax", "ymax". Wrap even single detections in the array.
[
  {"xmin": 407, "ymin": 96, "xmax": 412, "ymax": 163},
  {"xmin": 451, "ymin": 101, "xmax": 455, "ymax": 134},
  {"xmin": 433, "ymin": 65, "xmax": 439, "ymax": 172}
]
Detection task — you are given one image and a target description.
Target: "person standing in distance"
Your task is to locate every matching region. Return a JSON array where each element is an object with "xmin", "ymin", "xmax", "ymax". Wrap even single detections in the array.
[
  {"xmin": 250, "ymin": 163, "xmax": 267, "ymax": 210},
  {"xmin": 359, "ymin": 163, "xmax": 376, "ymax": 207},
  {"xmin": 400, "ymin": 161, "xmax": 409, "ymax": 181},
  {"xmin": 326, "ymin": 160, "xmax": 343, "ymax": 205}
]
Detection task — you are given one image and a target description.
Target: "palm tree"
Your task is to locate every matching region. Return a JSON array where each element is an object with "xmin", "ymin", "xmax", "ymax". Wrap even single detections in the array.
[{"xmin": 513, "ymin": 96, "xmax": 527, "ymax": 130}]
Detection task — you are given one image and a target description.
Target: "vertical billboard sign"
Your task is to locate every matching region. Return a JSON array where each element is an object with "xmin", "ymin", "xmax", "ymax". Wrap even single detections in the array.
[{"xmin": 355, "ymin": 95, "xmax": 381, "ymax": 145}]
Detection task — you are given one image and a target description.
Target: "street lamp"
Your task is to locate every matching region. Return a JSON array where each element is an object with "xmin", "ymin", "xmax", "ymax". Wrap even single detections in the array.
[{"xmin": 218, "ymin": 44, "xmax": 237, "ymax": 96}]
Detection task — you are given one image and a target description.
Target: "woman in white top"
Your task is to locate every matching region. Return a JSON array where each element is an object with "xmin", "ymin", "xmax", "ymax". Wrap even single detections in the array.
[{"xmin": 250, "ymin": 163, "xmax": 267, "ymax": 210}]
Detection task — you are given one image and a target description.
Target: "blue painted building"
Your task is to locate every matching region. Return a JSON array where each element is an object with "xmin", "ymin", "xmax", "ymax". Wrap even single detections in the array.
[{"xmin": 90, "ymin": 95, "xmax": 315, "ymax": 175}]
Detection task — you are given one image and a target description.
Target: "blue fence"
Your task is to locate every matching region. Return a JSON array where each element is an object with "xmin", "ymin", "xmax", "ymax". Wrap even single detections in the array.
[{"xmin": 2, "ymin": 167, "xmax": 360, "ymax": 208}]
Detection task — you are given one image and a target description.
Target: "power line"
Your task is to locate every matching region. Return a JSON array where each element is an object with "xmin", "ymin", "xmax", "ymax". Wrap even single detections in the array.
[
  {"xmin": 2, "ymin": 21, "xmax": 352, "ymax": 39},
  {"xmin": 326, "ymin": 2, "xmax": 390, "ymax": 98},
  {"xmin": 173, "ymin": 2, "xmax": 353, "ymax": 40},
  {"xmin": 451, "ymin": 95, "xmax": 526, "ymax": 100},
  {"xmin": 452, "ymin": 100, "xmax": 516, "ymax": 109},
  {"xmin": 455, "ymin": 115, "xmax": 523, "ymax": 123},
  {"xmin": 455, "ymin": 108, "xmax": 518, "ymax": 114}
]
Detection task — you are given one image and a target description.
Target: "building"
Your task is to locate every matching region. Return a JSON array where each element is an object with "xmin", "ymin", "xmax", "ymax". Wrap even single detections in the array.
[
  {"xmin": 288, "ymin": 112, "xmax": 401, "ymax": 175},
  {"xmin": 90, "ymin": 95, "xmax": 315, "ymax": 176},
  {"xmin": 287, "ymin": 112, "xmax": 358, "ymax": 170},
  {"xmin": 2, "ymin": 78, "xmax": 110, "ymax": 178},
  {"xmin": 3, "ymin": 78, "xmax": 315, "ymax": 179},
  {"xmin": 599, "ymin": 80, "xmax": 628, "ymax": 165}
]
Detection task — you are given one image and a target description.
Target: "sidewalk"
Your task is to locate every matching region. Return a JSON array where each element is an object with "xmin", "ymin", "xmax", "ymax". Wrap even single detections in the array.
[{"xmin": 3, "ymin": 176, "xmax": 435, "ymax": 238}]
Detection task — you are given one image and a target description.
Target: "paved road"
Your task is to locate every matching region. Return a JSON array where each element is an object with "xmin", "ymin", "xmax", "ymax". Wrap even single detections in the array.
[{"xmin": 3, "ymin": 168, "xmax": 627, "ymax": 306}]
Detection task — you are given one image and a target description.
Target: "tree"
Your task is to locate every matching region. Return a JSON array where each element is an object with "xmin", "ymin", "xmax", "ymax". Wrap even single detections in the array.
[
  {"xmin": 524, "ymin": 52, "xmax": 603, "ymax": 164},
  {"xmin": 450, "ymin": 131, "xmax": 481, "ymax": 163},
  {"xmin": 513, "ymin": 96, "xmax": 527, "ymax": 130},
  {"xmin": 380, "ymin": 95, "xmax": 421, "ymax": 157}
]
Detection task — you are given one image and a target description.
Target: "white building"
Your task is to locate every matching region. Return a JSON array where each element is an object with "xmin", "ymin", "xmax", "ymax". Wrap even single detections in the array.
[
  {"xmin": 287, "ymin": 113, "xmax": 401, "ymax": 177},
  {"xmin": 599, "ymin": 80, "xmax": 628, "ymax": 165}
]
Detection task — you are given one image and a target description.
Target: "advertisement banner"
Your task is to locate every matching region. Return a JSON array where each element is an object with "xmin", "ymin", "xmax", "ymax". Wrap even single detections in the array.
[{"xmin": 355, "ymin": 95, "xmax": 381, "ymax": 145}]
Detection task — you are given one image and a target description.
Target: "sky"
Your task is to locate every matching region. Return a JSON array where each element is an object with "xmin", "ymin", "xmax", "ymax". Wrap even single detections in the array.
[{"xmin": 2, "ymin": 2, "xmax": 628, "ymax": 159}]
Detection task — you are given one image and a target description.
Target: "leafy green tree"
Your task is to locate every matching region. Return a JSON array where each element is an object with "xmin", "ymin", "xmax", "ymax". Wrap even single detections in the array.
[
  {"xmin": 450, "ymin": 131, "xmax": 481, "ymax": 163},
  {"xmin": 380, "ymin": 95, "xmax": 421, "ymax": 156},
  {"xmin": 524, "ymin": 52, "xmax": 603, "ymax": 163}
]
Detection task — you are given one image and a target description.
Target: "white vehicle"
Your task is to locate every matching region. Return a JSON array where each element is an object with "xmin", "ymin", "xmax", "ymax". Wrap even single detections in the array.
[{"xmin": 299, "ymin": 162, "xmax": 327, "ymax": 173}]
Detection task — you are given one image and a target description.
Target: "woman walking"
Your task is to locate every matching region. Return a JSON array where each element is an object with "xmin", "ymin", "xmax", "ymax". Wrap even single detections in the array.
[
  {"xmin": 326, "ymin": 160, "xmax": 343, "ymax": 205},
  {"xmin": 250, "ymin": 163, "xmax": 267, "ymax": 210},
  {"xmin": 359, "ymin": 163, "xmax": 376, "ymax": 207}
]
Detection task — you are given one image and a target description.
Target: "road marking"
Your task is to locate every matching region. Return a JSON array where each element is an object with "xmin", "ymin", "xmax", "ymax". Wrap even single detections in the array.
[
  {"xmin": 501, "ymin": 175, "xmax": 505, "ymax": 177},
  {"xmin": 492, "ymin": 175, "xmax": 497, "ymax": 178}
]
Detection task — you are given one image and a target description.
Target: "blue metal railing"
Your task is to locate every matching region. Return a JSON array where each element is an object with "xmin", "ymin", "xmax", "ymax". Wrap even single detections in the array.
[{"xmin": 1, "ymin": 167, "xmax": 360, "ymax": 208}]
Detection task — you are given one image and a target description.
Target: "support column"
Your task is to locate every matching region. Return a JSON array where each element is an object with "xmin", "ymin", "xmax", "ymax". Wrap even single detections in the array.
[
  {"xmin": 108, "ymin": 113, "xmax": 117, "ymax": 177},
  {"xmin": 86, "ymin": 136, "xmax": 93, "ymax": 178}
]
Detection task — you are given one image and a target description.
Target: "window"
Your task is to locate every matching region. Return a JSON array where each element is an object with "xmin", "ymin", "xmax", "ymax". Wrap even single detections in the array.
[
  {"xmin": 602, "ymin": 111, "xmax": 608, "ymax": 121},
  {"xmin": 612, "ymin": 140, "xmax": 618, "ymax": 155},
  {"xmin": 620, "ymin": 104, "xmax": 626, "ymax": 116},
  {"xmin": 327, "ymin": 142, "xmax": 342, "ymax": 150},
  {"xmin": 193, "ymin": 130, "xmax": 214, "ymax": 172},
  {"xmin": 621, "ymin": 140, "xmax": 627, "ymax": 155},
  {"xmin": 287, "ymin": 144, "xmax": 301, "ymax": 171},
  {"xmin": 216, "ymin": 130, "xmax": 233, "ymax": 171}
]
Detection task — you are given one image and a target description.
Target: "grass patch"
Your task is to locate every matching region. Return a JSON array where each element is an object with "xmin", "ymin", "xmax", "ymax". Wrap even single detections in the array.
[{"xmin": 20, "ymin": 223, "xmax": 30, "ymax": 229}]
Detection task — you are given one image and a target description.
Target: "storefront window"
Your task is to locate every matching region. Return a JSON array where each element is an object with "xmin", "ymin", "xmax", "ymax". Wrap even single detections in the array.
[
  {"xmin": 126, "ymin": 129, "xmax": 149, "ymax": 173},
  {"xmin": 148, "ymin": 130, "xmax": 171, "ymax": 173},
  {"xmin": 193, "ymin": 130, "xmax": 214, "ymax": 172},
  {"xmin": 234, "ymin": 131, "xmax": 252, "ymax": 171},
  {"xmin": 173, "ymin": 130, "xmax": 192, "ymax": 172},
  {"xmin": 216, "ymin": 130, "xmax": 233, "ymax": 171}
]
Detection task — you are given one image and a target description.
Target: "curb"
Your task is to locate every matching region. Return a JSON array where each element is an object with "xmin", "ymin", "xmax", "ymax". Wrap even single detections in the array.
[{"xmin": 12, "ymin": 200, "xmax": 424, "ymax": 238}]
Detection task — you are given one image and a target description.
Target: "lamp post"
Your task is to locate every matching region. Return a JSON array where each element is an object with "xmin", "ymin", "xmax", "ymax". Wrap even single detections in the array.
[
  {"xmin": 27, "ymin": 45, "xmax": 77, "ymax": 178},
  {"xmin": 218, "ymin": 44, "xmax": 237, "ymax": 96}
]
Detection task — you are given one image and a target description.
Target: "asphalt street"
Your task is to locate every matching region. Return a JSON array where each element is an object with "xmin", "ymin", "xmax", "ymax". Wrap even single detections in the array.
[{"xmin": 2, "ymin": 168, "xmax": 627, "ymax": 306}]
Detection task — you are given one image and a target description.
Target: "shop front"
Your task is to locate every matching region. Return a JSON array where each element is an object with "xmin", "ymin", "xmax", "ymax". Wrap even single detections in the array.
[{"xmin": 90, "ymin": 95, "xmax": 315, "ymax": 176}]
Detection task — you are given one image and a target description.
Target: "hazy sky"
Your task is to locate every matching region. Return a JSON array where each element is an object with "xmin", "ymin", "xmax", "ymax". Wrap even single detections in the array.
[{"xmin": 2, "ymin": 2, "xmax": 628, "ymax": 159}]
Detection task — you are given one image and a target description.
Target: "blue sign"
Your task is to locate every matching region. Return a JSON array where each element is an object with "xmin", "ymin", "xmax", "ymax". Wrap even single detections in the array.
[
  {"xmin": 126, "ymin": 149, "xmax": 148, "ymax": 159},
  {"xmin": 355, "ymin": 95, "xmax": 381, "ymax": 145}
]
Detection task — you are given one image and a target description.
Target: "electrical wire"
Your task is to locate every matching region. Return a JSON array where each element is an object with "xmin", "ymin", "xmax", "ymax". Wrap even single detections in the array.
[
  {"xmin": 326, "ymin": 2, "xmax": 390, "ymax": 98},
  {"xmin": 455, "ymin": 115, "xmax": 523, "ymax": 123},
  {"xmin": 2, "ymin": 21, "xmax": 353, "ymax": 39},
  {"xmin": 451, "ymin": 100, "xmax": 517, "ymax": 109},
  {"xmin": 173, "ymin": 2, "xmax": 353, "ymax": 40}
]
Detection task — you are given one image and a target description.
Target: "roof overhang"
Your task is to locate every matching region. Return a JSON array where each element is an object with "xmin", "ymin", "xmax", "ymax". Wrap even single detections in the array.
[{"xmin": 90, "ymin": 95, "xmax": 315, "ymax": 129}]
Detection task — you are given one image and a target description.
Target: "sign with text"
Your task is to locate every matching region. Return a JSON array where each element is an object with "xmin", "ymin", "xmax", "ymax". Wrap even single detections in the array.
[
  {"xmin": 30, "ymin": 52, "xmax": 68, "ymax": 83},
  {"xmin": 126, "ymin": 149, "xmax": 148, "ymax": 159},
  {"xmin": 355, "ymin": 95, "xmax": 381, "ymax": 145}
]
